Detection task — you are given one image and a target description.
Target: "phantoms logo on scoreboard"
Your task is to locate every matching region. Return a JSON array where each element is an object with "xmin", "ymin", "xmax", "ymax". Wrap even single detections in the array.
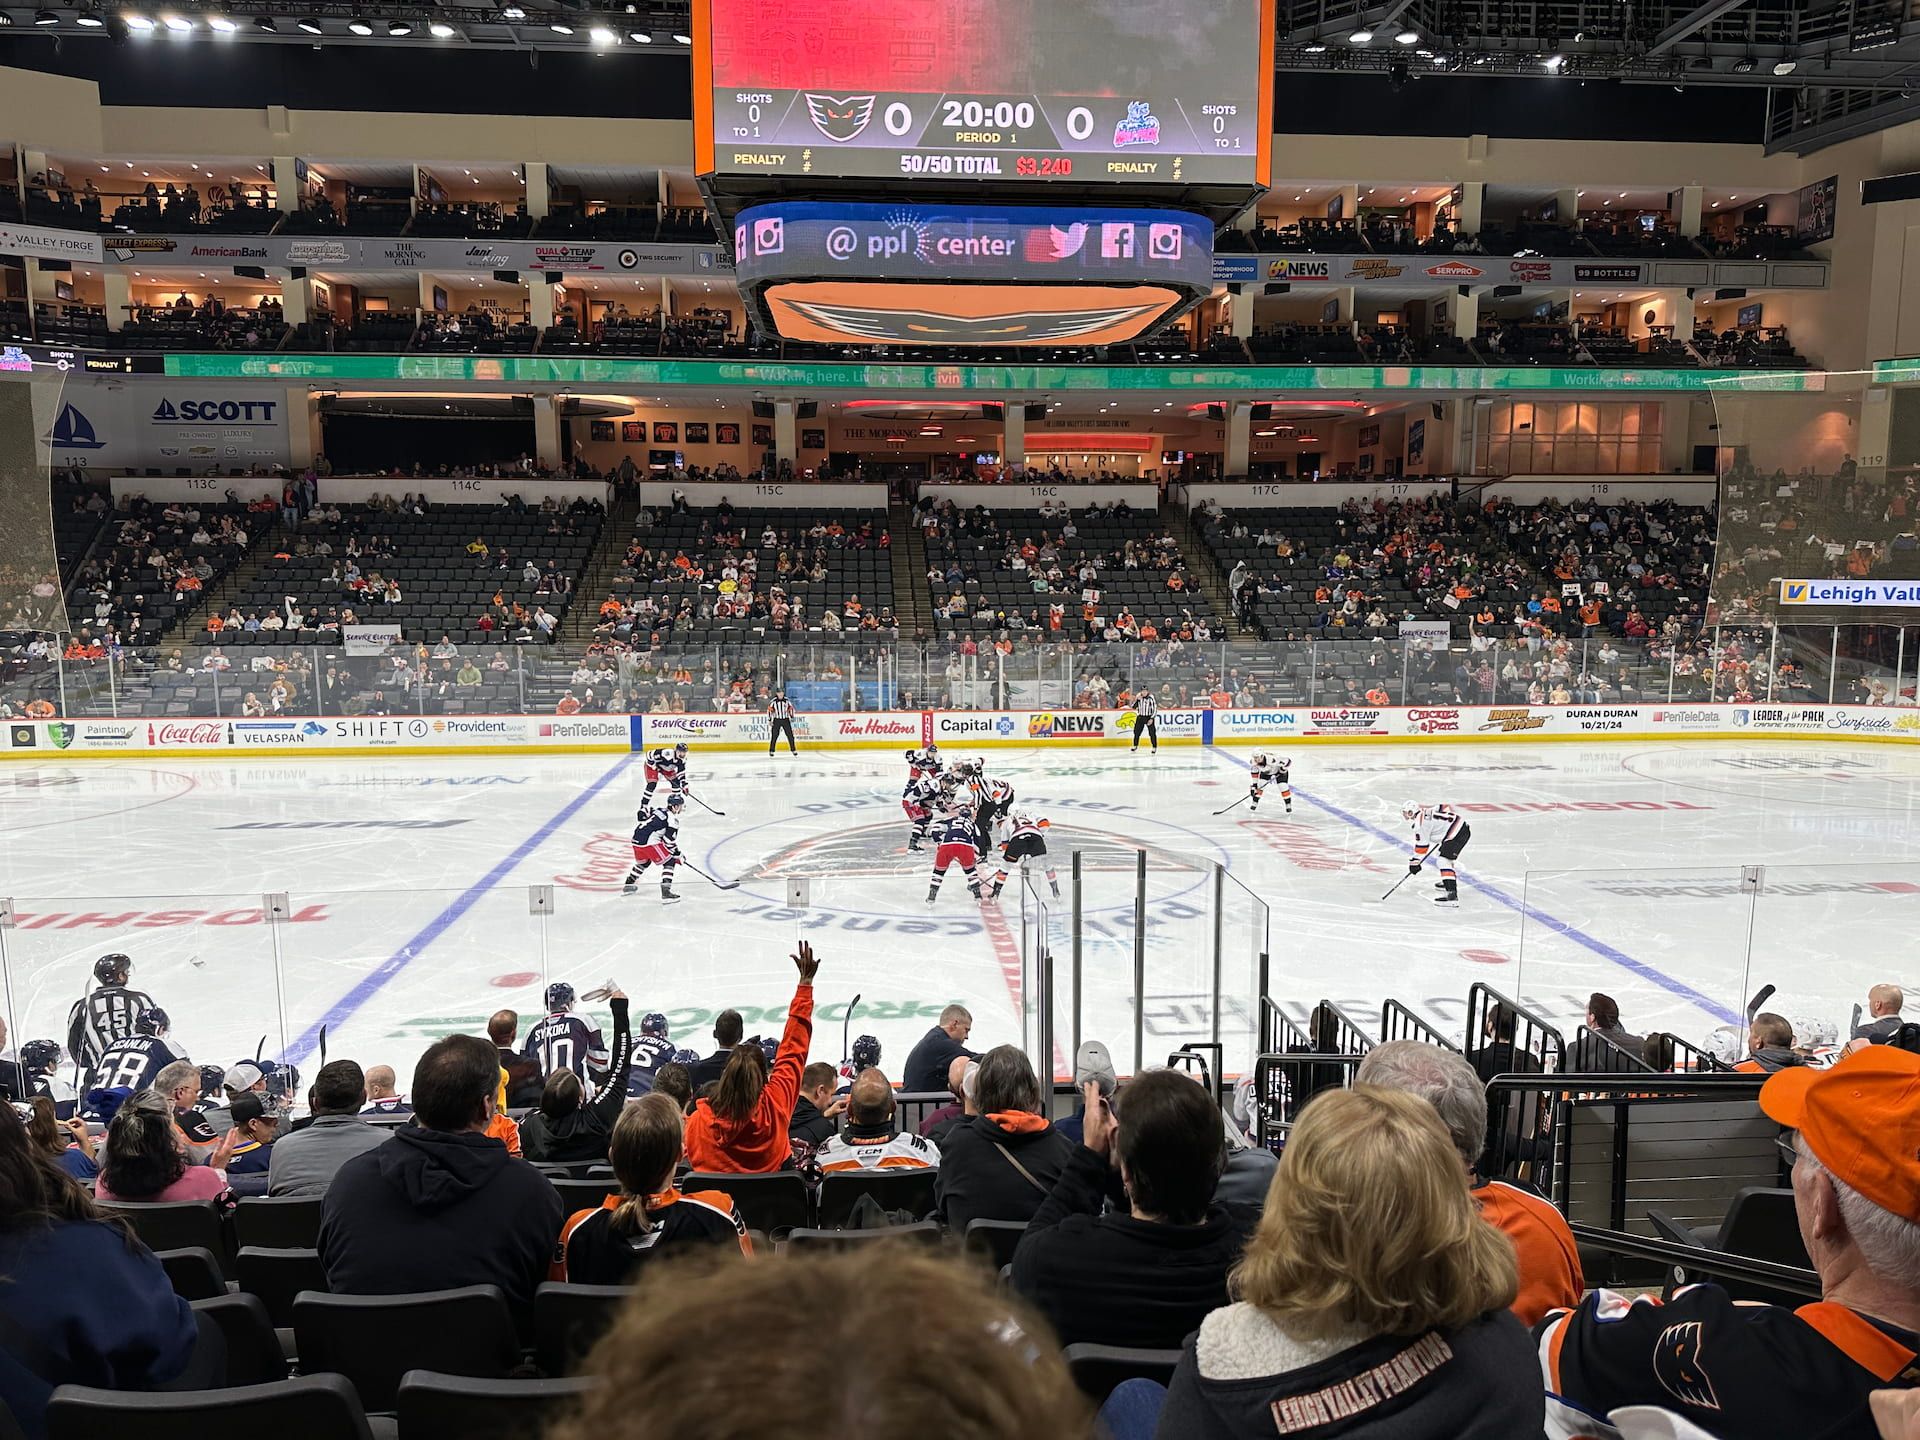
[{"xmin": 1780, "ymin": 579, "xmax": 1920, "ymax": 607}]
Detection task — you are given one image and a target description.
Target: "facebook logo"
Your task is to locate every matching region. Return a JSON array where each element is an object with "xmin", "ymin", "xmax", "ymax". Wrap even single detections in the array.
[{"xmin": 1099, "ymin": 223, "xmax": 1136, "ymax": 259}]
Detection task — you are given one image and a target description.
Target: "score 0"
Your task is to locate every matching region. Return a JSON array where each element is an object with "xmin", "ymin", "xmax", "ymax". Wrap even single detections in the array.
[{"xmin": 884, "ymin": 102, "xmax": 1096, "ymax": 140}]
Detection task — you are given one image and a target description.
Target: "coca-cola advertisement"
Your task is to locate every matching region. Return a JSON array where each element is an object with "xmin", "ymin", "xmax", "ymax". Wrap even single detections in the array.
[{"xmin": 147, "ymin": 721, "xmax": 228, "ymax": 748}]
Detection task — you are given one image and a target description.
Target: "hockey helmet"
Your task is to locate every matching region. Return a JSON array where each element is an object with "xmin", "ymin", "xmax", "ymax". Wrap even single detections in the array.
[
  {"xmin": 94, "ymin": 953, "xmax": 132, "ymax": 985},
  {"xmin": 671, "ymin": 1048, "xmax": 701, "ymax": 1066},
  {"xmin": 674, "ymin": 742, "xmax": 689, "ymax": 756},
  {"xmin": 904, "ymin": 748, "xmax": 919, "ymax": 761},
  {"xmin": 641, "ymin": 1011, "xmax": 670, "ymax": 1039},
  {"xmin": 850, "ymin": 1034, "xmax": 882, "ymax": 1070},
  {"xmin": 926, "ymin": 742, "xmax": 939, "ymax": 754},
  {"xmin": 545, "ymin": 981, "xmax": 576, "ymax": 1012},
  {"xmin": 1252, "ymin": 752, "xmax": 1269, "ymax": 766},
  {"xmin": 19, "ymin": 1039, "xmax": 60, "ymax": 1075},
  {"xmin": 134, "ymin": 1007, "xmax": 170, "ymax": 1037},
  {"xmin": 667, "ymin": 792, "xmax": 686, "ymax": 809},
  {"xmin": 198, "ymin": 1063, "xmax": 227, "ymax": 1096}
]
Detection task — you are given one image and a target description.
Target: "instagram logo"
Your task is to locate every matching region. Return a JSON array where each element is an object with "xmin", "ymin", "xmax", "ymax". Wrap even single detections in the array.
[
  {"xmin": 1147, "ymin": 223, "xmax": 1183, "ymax": 261},
  {"xmin": 752, "ymin": 216, "xmax": 785, "ymax": 255}
]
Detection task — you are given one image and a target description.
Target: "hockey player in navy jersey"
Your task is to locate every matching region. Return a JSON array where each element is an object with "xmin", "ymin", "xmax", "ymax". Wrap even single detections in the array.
[
  {"xmin": 625, "ymin": 1012, "xmax": 678, "ymax": 1097},
  {"xmin": 902, "ymin": 764, "xmax": 942, "ymax": 852},
  {"xmin": 523, "ymin": 982, "xmax": 611, "ymax": 1084},
  {"xmin": 87, "ymin": 1008, "xmax": 185, "ymax": 1097},
  {"xmin": 624, "ymin": 792, "xmax": 685, "ymax": 902},
  {"xmin": 926, "ymin": 804, "xmax": 985, "ymax": 906},
  {"xmin": 640, "ymin": 742, "xmax": 689, "ymax": 807}
]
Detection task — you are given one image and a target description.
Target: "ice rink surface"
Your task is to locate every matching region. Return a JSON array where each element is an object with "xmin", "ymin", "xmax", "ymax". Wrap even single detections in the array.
[{"xmin": 4, "ymin": 738, "xmax": 1920, "ymax": 1085}]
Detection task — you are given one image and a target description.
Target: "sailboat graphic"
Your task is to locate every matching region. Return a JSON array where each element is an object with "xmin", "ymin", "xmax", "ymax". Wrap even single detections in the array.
[{"xmin": 49, "ymin": 402, "xmax": 106, "ymax": 450}]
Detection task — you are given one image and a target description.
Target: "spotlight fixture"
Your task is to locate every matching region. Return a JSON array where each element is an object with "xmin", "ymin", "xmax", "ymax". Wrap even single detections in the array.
[
  {"xmin": 670, "ymin": 30, "xmax": 690, "ymax": 42},
  {"xmin": 252, "ymin": 14, "xmax": 274, "ymax": 29},
  {"xmin": 386, "ymin": 18, "xmax": 410, "ymax": 34},
  {"xmin": 347, "ymin": 18, "xmax": 371, "ymax": 33},
  {"xmin": 548, "ymin": 20, "xmax": 572, "ymax": 32},
  {"xmin": 589, "ymin": 22, "xmax": 617, "ymax": 42},
  {"xmin": 1302, "ymin": 40, "xmax": 1325, "ymax": 51},
  {"xmin": 294, "ymin": 16, "xmax": 320, "ymax": 31},
  {"xmin": 1730, "ymin": 55, "xmax": 1755, "ymax": 73},
  {"xmin": 1348, "ymin": 27, "xmax": 1372, "ymax": 43},
  {"xmin": 1394, "ymin": 27, "xmax": 1418, "ymax": 43},
  {"xmin": 626, "ymin": 27, "xmax": 650, "ymax": 40},
  {"xmin": 124, "ymin": 11, "xmax": 155, "ymax": 27},
  {"xmin": 1773, "ymin": 58, "xmax": 1796, "ymax": 74},
  {"xmin": 428, "ymin": 19, "xmax": 455, "ymax": 36},
  {"xmin": 161, "ymin": 12, "xmax": 190, "ymax": 29},
  {"xmin": 206, "ymin": 14, "xmax": 237, "ymax": 31},
  {"xmin": 499, "ymin": 3, "xmax": 525, "ymax": 17},
  {"xmin": 33, "ymin": 8, "xmax": 59, "ymax": 23},
  {"xmin": 76, "ymin": 10, "xmax": 104, "ymax": 24}
]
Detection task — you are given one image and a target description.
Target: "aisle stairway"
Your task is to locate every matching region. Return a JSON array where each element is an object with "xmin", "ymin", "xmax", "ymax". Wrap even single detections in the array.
[
  {"xmin": 888, "ymin": 499, "xmax": 932, "ymax": 635},
  {"xmin": 559, "ymin": 494, "xmax": 641, "ymax": 644}
]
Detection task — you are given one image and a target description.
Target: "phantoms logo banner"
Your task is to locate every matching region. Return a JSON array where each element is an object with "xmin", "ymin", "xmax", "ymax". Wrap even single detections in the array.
[{"xmin": 1779, "ymin": 579, "xmax": 1920, "ymax": 608}]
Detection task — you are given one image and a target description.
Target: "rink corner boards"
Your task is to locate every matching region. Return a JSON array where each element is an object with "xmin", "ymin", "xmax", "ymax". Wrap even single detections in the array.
[{"xmin": 2, "ymin": 703, "xmax": 1917, "ymax": 759}]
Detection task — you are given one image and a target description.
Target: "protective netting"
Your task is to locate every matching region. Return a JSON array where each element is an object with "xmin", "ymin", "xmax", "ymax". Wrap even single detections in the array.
[
  {"xmin": 0, "ymin": 374, "xmax": 71, "ymax": 637},
  {"xmin": 1708, "ymin": 370, "xmax": 1919, "ymax": 626}
]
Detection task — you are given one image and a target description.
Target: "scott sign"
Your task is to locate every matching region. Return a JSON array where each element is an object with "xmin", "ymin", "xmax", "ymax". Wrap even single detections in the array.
[{"xmin": 152, "ymin": 398, "xmax": 278, "ymax": 424}]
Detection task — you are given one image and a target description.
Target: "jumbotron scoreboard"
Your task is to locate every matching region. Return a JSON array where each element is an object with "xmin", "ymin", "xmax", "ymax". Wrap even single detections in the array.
[{"xmin": 692, "ymin": 0, "xmax": 1275, "ymax": 189}]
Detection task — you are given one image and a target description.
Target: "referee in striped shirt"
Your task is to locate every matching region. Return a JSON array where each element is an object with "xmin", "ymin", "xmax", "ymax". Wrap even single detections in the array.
[
  {"xmin": 1130, "ymin": 689, "xmax": 1158, "ymax": 752},
  {"xmin": 768, "ymin": 693, "xmax": 797, "ymax": 755}
]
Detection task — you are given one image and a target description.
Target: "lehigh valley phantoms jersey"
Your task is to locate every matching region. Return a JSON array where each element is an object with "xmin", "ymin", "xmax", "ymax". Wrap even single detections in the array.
[
  {"xmin": 523, "ymin": 1013, "xmax": 609, "ymax": 1081},
  {"xmin": 1537, "ymin": 1285, "xmax": 1920, "ymax": 1439},
  {"xmin": 814, "ymin": 1129, "xmax": 941, "ymax": 1172}
]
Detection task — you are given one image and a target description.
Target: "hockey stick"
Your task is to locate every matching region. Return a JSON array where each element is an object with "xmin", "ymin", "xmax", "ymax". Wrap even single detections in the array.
[
  {"xmin": 685, "ymin": 790, "xmax": 728, "ymax": 818},
  {"xmin": 677, "ymin": 857, "xmax": 741, "ymax": 891},
  {"xmin": 843, "ymin": 992, "xmax": 862, "ymax": 1071},
  {"xmin": 318, "ymin": 1025, "xmax": 328, "ymax": 1070},
  {"xmin": 1379, "ymin": 862, "xmax": 1423, "ymax": 902},
  {"xmin": 1213, "ymin": 793, "xmax": 1251, "ymax": 817},
  {"xmin": 1746, "ymin": 984, "xmax": 1776, "ymax": 1022}
]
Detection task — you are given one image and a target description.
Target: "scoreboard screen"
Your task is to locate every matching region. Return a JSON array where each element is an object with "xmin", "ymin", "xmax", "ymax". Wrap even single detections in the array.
[{"xmin": 693, "ymin": 0, "xmax": 1274, "ymax": 187}]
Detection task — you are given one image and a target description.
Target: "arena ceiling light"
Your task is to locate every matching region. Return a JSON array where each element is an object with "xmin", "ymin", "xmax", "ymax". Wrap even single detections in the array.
[
  {"xmin": 498, "ymin": 3, "xmax": 524, "ymax": 17},
  {"xmin": 1543, "ymin": 52, "xmax": 1565, "ymax": 71},
  {"xmin": 1773, "ymin": 58, "xmax": 1797, "ymax": 74},
  {"xmin": 428, "ymin": 19, "xmax": 456, "ymax": 36},
  {"xmin": 123, "ymin": 11, "xmax": 155, "ymax": 28},
  {"xmin": 626, "ymin": 27, "xmax": 650, "ymax": 40},
  {"xmin": 32, "ymin": 8, "xmax": 59, "ymax": 22},
  {"xmin": 1302, "ymin": 40, "xmax": 1326, "ymax": 51},
  {"xmin": 548, "ymin": 19, "xmax": 573, "ymax": 33},
  {"xmin": 75, "ymin": 9, "xmax": 105, "ymax": 23},
  {"xmin": 347, "ymin": 18, "xmax": 372, "ymax": 33},
  {"xmin": 588, "ymin": 23, "xmax": 618, "ymax": 43},
  {"xmin": 160, "ymin": 12, "xmax": 191, "ymax": 29},
  {"xmin": 206, "ymin": 13, "xmax": 237, "ymax": 31},
  {"xmin": 670, "ymin": 29, "xmax": 690, "ymax": 42},
  {"xmin": 1394, "ymin": 28, "xmax": 1419, "ymax": 44},
  {"xmin": 1347, "ymin": 28, "xmax": 1372, "ymax": 43},
  {"xmin": 251, "ymin": 13, "xmax": 274, "ymax": 28},
  {"xmin": 386, "ymin": 18, "xmax": 410, "ymax": 34}
]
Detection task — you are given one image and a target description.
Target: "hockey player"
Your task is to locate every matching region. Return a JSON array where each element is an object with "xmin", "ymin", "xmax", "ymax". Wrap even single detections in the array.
[
  {"xmin": 640, "ymin": 741, "xmax": 689, "ymax": 807},
  {"xmin": 67, "ymin": 953, "xmax": 155, "ymax": 1077},
  {"xmin": 905, "ymin": 743, "xmax": 943, "ymax": 782},
  {"xmin": 625, "ymin": 1011, "xmax": 678, "ymax": 1098},
  {"xmin": 986, "ymin": 811, "xmax": 1061, "ymax": 902},
  {"xmin": 524, "ymin": 982, "xmax": 612, "ymax": 1084},
  {"xmin": 839, "ymin": 1033, "xmax": 883, "ymax": 1090},
  {"xmin": 624, "ymin": 792, "xmax": 685, "ymax": 903},
  {"xmin": 1248, "ymin": 753, "xmax": 1293, "ymax": 813},
  {"xmin": 926, "ymin": 802, "xmax": 985, "ymax": 906},
  {"xmin": 1405, "ymin": 803, "xmax": 1472, "ymax": 906},
  {"xmin": 0, "ymin": 1039, "xmax": 73, "ymax": 1118},
  {"xmin": 88, "ymin": 1008, "xmax": 185, "ymax": 1095},
  {"xmin": 902, "ymin": 764, "xmax": 941, "ymax": 852},
  {"xmin": 1130, "ymin": 689, "xmax": 1159, "ymax": 752}
]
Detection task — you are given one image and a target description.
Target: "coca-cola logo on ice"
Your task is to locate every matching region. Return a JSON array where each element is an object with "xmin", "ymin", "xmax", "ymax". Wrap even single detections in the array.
[
  {"xmin": 554, "ymin": 832, "xmax": 634, "ymax": 892},
  {"xmin": 148, "ymin": 722, "xmax": 225, "ymax": 745}
]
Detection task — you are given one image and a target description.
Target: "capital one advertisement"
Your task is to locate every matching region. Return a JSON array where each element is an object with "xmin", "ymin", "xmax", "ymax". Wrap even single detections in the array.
[{"xmin": 41, "ymin": 381, "xmax": 293, "ymax": 473}]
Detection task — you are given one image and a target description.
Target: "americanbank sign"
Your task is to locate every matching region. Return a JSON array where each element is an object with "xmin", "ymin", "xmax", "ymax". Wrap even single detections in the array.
[{"xmin": 1780, "ymin": 579, "xmax": 1920, "ymax": 608}]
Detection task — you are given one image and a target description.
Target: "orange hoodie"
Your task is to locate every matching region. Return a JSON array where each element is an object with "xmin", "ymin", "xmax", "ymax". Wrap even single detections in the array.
[{"xmin": 683, "ymin": 982, "xmax": 813, "ymax": 1174}]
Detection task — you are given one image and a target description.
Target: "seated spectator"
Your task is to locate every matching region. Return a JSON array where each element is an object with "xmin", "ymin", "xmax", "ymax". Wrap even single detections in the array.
[
  {"xmin": 683, "ymin": 945, "xmax": 818, "ymax": 1173},
  {"xmin": 547, "ymin": 1247, "xmax": 1088, "ymax": 1440},
  {"xmin": 1540, "ymin": 1046, "xmax": 1920, "ymax": 1437},
  {"xmin": 1157, "ymin": 1087, "xmax": 1540, "ymax": 1438},
  {"xmin": 815, "ymin": 1069, "xmax": 939, "ymax": 1173},
  {"xmin": 222, "ymin": 1092, "xmax": 279, "ymax": 1185},
  {"xmin": 269, "ymin": 1060, "xmax": 392, "ymax": 1197},
  {"xmin": 904, "ymin": 1004, "xmax": 979, "ymax": 1092},
  {"xmin": 0, "ymin": 1103, "xmax": 199, "ymax": 1439},
  {"xmin": 787, "ymin": 1061, "xmax": 844, "ymax": 1156},
  {"xmin": 318, "ymin": 1033, "xmax": 564, "ymax": 1316},
  {"xmin": 522, "ymin": 991, "xmax": 634, "ymax": 1163},
  {"xmin": 691, "ymin": 1007, "xmax": 746, "ymax": 1091},
  {"xmin": 1736, "ymin": 1012, "xmax": 1805, "ymax": 1073},
  {"xmin": 489, "ymin": 1010, "xmax": 543, "ymax": 1109},
  {"xmin": 1011, "ymin": 1070, "xmax": 1256, "ymax": 1351},
  {"xmin": 920, "ymin": 1055, "xmax": 977, "ymax": 1146},
  {"xmin": 652, "ymin": 1063, "xmax": 694, "ymax": 1114},
  {"xmin": 24, "ymin": 1095, "xmax": 98, "ymax": 1183},
  {"xmin": 156, "ymin": 1058, "xmax": 221, "ymax": 1157},
  {"xmin": 1356, "ymin": 1040, "xmax": 1583, "ymax": 1324},
  {"xmin": 360, "ymin": 1063, "xmax": 413, "ymax": 1116},
  {"xmin": 1855, "ymin": 984, "xmax": 1907, "ymax": 1043},
  {"xmin": 96, "ymin": 1089, "xmax": 236, "ymax": 1204},
  {"xmin": 1584, "ymin": 992, "xmax": 1643, "ymax": 1056},
  {"xmin": 553, "ymin": 1093, "xmax": 750, "ymax": 1285},
  {"xmin": 936, "ymin": 1045, "xmax": 1077, "ymax": 1231}
]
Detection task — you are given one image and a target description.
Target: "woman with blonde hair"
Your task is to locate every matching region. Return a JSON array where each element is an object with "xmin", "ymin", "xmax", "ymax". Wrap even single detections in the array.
[
  {"xmin": 1152, "ymin": 1086, "xmax": 1543, "ymax": 1438},
  {"xmin": 553, "ymin": 1093, "xmax": 750, "ymax": 1287}
]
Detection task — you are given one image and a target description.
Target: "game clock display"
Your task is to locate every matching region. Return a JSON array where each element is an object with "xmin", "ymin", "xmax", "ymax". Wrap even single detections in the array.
[{"xmin": 694, "ymin": 0, "xmax": 1274, "ymax": 187}]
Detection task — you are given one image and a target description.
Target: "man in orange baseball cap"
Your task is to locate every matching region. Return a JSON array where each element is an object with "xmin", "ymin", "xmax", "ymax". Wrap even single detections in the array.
[{"xmin": 1536, "ymin": 1045, "xmax": 1920, "ymax": 1439}]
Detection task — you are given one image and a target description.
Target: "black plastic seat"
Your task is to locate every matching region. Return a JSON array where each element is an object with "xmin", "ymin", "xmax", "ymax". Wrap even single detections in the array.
[
  {"xmin": 235, "ymin": 1245, "xmax": 328, "ymax": 1328},
  {"xmin": 45, "ymin": 1374, "xmax": 374, "ymax": 1440},
  {"xmin": 682, "ymin": 1170, "xmax": 813, "ymax": 1233},
  {"xmin": 533, "ymin": 1282, "xmax": 629, "ymax": 1378},
  {"xmin": 233, "ymin": 1195, "xmax": 325, "ymax": 1250},
  {"xmin": 293, "ymin": 1286, "xmax": 521, "ymax": 1412},
  {"xmin": 396, "ymin": 1371, "xmax": 594, "ymax": 1440},
  {"xmin": 1063, "ymin": 1343, "xmax": 1183, "ymax": 1402},
  {"xmin": 153, "ymin": 1245, "xmax": 228, "ymax": 1302},
  {"xmin": 816, "ymin": 1169, "xmax": 938, "ymax": 1228},
  {"xmin": 96, "ymin": 1201, "xmax": 230, "ymax": 1274}
]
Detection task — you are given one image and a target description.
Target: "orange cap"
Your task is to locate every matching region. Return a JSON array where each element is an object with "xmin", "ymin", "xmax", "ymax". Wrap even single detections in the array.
[{"xmin": 1760, "ymin": 1044, "xmax": 1920, "ymax": 1219}]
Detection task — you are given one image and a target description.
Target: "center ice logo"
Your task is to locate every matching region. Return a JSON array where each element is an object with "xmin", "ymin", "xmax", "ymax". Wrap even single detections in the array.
[{"xmin": 1113, "ymin": 101, "xmax": 1161, "ymax": 148}]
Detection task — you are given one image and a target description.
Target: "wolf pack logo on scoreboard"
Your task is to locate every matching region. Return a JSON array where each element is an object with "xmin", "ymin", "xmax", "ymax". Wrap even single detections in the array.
[
  {"xmin": 1478, "ymin": 708, "xmax": 1547, "ymax": 733},
  {"xmin": 1306, "ymin": 709, "xmax": 1386, "ymax": 735},
  {"xmin": 1029, "ymin": 712, "xmax": 1107, "ymax": 739}
]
